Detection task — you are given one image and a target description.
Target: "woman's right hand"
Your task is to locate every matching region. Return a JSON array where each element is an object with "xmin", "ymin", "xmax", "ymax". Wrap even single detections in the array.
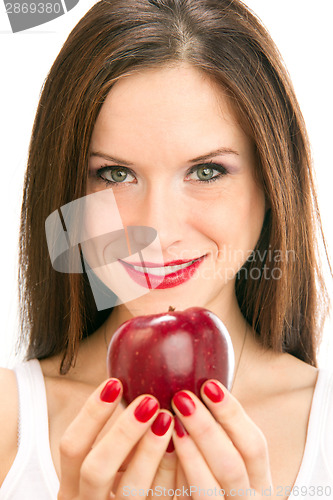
[{"xmin": 57, "ymin": 378, "xmax": 175, "ymax": 500}]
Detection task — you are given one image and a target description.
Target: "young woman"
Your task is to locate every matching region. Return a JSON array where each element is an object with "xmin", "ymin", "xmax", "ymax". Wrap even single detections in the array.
[{"xmin": 0, "ymin": 1, "xmax": 332, "ymax": 499}]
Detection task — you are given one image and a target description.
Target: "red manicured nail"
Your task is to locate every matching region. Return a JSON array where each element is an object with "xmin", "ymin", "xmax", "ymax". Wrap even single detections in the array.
[
  {"xmin": 134, "ymin": 396, "xmax": 159, "ymax": 423},
  {"xmin": 203, "ymin": 381, "xmax": 225, "ymax": 403},
  {"xmin": 100, "ymin": 379, "xmax": 121, "ymax": 403},
  {"xmin": 174, "ymin": 416, "xmax": 188, "ymax": 438},
  {"xmin": 151, "ymin": 412, "xmax": 172, "ymax": 436},
  {"xmin": 173, "ymin": 391, "xmax": 195, "ymax": 416},
  {"xmin": 166, "ymin": 438, "xmax": 175, "ymax": 453}
]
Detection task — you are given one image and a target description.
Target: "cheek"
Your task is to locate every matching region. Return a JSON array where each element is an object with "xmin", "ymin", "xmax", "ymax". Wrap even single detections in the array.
[
  {"xmin": 192, "ymin": 183, "xmax": 265, "ymax": 242},
  {"xmin": 232, "ymin": 186, "xmax": 266, "ymax": 249},
  {"xmin": 80, "ymin": 190, "xmax": 128, "ymax": 270},
  {"xmin": 237, "ymin": 184, "xmax": 266, "ymax": 234},
  {"xmin": 191, "ymin": 182, "xmax": 266, "ymax": 272}
]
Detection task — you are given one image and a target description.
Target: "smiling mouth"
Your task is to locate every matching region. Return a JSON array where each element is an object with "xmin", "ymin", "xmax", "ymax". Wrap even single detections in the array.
[
  {"xmin": 118, "ymin": 255, "xmax": 207, "ymax": 289},
  {"xmin": 125, "ymin": 259, "xmax": 200, "ymax": 276}
]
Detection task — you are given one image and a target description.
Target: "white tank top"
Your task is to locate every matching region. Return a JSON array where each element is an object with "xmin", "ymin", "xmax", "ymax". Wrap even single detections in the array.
[
  {"xmin": 0, "ymin": 360, "xmax": 59, "ymax": 499},
  {"xmin": 1, "ymin": 360, "xmax": 333, "ymax": 499}
]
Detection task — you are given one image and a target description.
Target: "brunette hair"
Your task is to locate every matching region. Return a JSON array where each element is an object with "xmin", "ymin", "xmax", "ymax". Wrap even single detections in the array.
[{"xmin": 19, "ymin": 0, "xmax": 330, "ymax": 373}]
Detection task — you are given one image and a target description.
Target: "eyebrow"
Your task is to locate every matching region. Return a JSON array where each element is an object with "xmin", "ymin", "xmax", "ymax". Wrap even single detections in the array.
[
  {"xmin": 90, "ymin": 151, "xmax": 134, "ymax": 166},
  {"xmin": 89, "ymin": 147, "xmax": 239, "ymax": 166},
  {"xmin": 189, "ymin": 147, "xmax": 239, "ymax": 163}
]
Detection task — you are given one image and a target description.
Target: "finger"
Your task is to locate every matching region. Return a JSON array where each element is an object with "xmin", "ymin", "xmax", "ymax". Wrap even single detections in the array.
[
  {"xmin": 172, "ymin": 390, "xmax": 250, "ymax": 496},
  {"xmin": 175, "ymin": 461, "xmax": 191, "ymax": 500},
  {"xmin": 109, "ymin": 444, "xmax": 140, "ymax": 493},
  {"xmin": 149, "ymin": 454, "xmax": 177, "ymax": 500},
  {"xmin": 172, "ymin": 417, "xmax": 222, "ymax": 500},
  {"xmin": 149, "ymin": 436, "xmax": 178, "ymax": 499},
  {"xmin": 58, "ymin": 378, "xmax": 122, "ymax": 499},
  {"xmin": 201, "ymin": 380, "xmax": 272, "ymax": 491},
  {"xmin": 116, "ymin": 410, "xmax": 175, "ymax": 500},
  {"xmin": 79, "ymin": 394, "xmax": 160, "ymax": 500}
]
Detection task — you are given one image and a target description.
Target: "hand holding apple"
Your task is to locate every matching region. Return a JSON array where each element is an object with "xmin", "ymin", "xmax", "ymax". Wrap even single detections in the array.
[{"xmin": 107, "ymin": 307, "xmax": 235, "ymax": 411}]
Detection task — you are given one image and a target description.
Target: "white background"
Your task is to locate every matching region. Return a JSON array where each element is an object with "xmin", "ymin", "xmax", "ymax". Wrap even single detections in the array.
[{"xmin": 0, "ymin": 1, "xmax": 332, "ymax": 368}]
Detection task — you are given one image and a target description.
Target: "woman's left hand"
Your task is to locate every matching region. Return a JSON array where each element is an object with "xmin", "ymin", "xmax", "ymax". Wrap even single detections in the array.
[{"xmin": 171, "ymin": 380, "xmax": 273, "ymax": 499}]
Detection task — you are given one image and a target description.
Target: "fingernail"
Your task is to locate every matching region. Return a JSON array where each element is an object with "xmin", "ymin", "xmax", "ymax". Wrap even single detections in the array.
[
  {"xmin": 151, "ymin": 412, "xmax": 172, "ymax": 436},
  {"xmin": 174, "ymin": 416, "xmax": 188, "ymax": 438},
  {"xmin": 134, "ymin": 396, "xmax": 159, "ymax": 423},
  {"xmin": 166, "ymin": 437, "xmax": 175, "ymax": 453},
  {"xmin": 173, "ymin": 391, "xmax": 195, "ymax": 416},
  {"xmin": 100, "ymin": 379, "xmax": 121, "ymax": 403},
  {"xmin": 203, "ymin": 381, "xmax": 225, "ymax": 403}
]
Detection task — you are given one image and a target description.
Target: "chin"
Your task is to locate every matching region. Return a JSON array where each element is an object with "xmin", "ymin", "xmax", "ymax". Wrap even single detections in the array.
[{"xmin": 121, "ymin": 286, "xmax": 213, "ymax": 317}]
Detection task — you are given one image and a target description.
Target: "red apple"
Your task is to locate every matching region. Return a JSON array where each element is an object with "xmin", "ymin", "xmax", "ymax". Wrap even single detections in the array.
[{"xmin": 107, "ymin": 307, "xmax": 235, "ymax": 411}]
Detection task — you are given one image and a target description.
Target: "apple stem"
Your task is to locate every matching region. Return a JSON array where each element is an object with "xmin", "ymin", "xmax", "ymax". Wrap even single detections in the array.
[{"xmin": 168, "ymin": 306, "xmax": 176, "ymax": 312}]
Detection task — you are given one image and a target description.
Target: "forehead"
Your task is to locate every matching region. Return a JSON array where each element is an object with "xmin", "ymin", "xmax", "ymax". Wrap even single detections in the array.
[{"xmin": 90, "ymin": 63, "xmax": 253, "ymax": 163}]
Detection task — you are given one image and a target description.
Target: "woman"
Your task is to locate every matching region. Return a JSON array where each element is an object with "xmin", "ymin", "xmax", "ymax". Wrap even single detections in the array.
[{"xmin": 0, "ymin": 0, "xmax": 332, "ymax": 498}]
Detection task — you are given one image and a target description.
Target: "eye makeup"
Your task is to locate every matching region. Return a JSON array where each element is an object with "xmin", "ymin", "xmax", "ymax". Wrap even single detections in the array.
[
  {"xmin": 88, "ymin": 161, "xmax": 231, "ymax": 188},
  {"xmin": 185, "ymin": 162, "xmax": 228, "ymax": 183},
  {"xmin": 93, "ymin": 165, "xmax": 137, "ymax": 186}
]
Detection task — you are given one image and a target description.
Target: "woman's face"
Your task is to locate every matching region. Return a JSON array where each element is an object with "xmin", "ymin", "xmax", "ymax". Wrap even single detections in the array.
[{"xmin": 85, "ymin": 63, "xmax": 266, "ymax": 315}]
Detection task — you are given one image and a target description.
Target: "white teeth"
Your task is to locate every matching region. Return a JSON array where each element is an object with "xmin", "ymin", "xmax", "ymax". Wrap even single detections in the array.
[{"xmin": 132, "ymin": 260, "xmax": 196, "ymax": 276}]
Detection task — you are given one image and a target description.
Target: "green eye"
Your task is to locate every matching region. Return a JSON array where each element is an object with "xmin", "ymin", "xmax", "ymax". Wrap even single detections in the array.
[
  {"xmin": 110, "ymin": 169, "xmax": 128, "ymax": 182},
  {"xmin": 185, "ymin": 163, "xmax": 227, "ymax": 184},
  {"xmin": 196, "ymin": 166, "xmax": 215, "ymax": 181},
  {"xmin": 95, "ymin": 166, "xmax": 136, "ymax": 186}
]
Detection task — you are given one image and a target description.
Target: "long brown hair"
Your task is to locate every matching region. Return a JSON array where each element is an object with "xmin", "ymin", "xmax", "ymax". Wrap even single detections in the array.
[{"xmin": 19, "ymin": 0, "xmax": 330, "ymax": 373}]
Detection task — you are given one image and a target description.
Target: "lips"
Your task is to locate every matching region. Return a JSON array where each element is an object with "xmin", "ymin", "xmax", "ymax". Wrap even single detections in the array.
[{"xmin": 119, "ymin": 255, "xmax": 206, "ymax": 289}]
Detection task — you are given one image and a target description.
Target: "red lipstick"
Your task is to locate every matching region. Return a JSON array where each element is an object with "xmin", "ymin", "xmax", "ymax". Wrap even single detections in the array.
[{"xmin": 119, "ymin": 255, "xmax": 206, "ymax": 289}]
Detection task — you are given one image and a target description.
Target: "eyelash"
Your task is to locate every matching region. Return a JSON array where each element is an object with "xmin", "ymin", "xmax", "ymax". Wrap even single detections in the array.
[
  {"xmin": 93, "ymin": 162, "xmax": 228, "ymax": 187},
  {"xmin": 186, "ymin": 163, "xmax": 228, "ymax": 183}
]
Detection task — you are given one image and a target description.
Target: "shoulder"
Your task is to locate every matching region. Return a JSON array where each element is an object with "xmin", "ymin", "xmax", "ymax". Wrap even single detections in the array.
[
  {"xmin": 0, "ymin": 367, "xmax": 19, "ymax": 486},
  {"xmin": 237, "ymin": 339, "xmax": 319, "ymax": 403},
  {"xmin": 263, "ymin": 352, "xmax": 319, "ymax": 408},
  {"xmin": 237, "ymin": 349, "xmax": 319, "ymax": 432},
  {"xmin": 39, "ymin": 357, "xmax": 99, "ymax": 430}
]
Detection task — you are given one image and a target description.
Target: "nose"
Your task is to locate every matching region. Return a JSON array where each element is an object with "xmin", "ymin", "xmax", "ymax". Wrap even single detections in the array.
[{"xmin": 124, "ymin": 183, "xmax": 186, "ymax": 253}]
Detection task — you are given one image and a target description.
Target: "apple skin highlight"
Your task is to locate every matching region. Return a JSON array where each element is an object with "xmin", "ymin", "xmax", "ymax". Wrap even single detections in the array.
[{"xmin": 107, "ymin": 307, "xmax": 235, "ymax": 411}]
